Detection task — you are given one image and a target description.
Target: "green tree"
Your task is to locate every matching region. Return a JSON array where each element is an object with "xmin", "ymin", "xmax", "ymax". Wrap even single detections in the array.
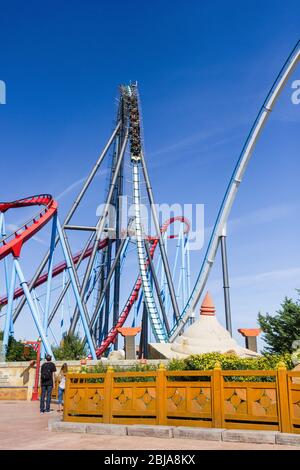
[
  {"xmin": 52, "ymin": 332, "xmax": 87, "ymax": 360},
  {"xmin": 5, "ymin": 336, "xmax": 36, "ymax": 362},
  {"xmin": 258, "ymin": 294, "xmax": 300, "ymax": 354}
]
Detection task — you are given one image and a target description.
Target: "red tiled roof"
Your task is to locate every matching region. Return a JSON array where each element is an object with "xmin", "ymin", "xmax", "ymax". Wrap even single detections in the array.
[
  {"xmin": 238, "ymin": 328, "xmax": 261, "ymax": 337},
  {"xmin": 116, "ymin": 327, "xmax": 141, "ymax": 337}
]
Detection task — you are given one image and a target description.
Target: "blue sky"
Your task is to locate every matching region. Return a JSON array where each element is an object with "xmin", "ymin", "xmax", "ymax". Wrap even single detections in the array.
[{"xmin": 0, "ymin": 1, "xmax": 300, "ymax": 352}]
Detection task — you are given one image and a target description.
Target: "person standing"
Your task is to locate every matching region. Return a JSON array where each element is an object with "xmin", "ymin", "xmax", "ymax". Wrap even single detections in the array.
[
  {"xmin": 40, "ymin": 354, "xmax": 56, "ymax": 414},
  {"xmin": 57, "ymin": 363, "xmax": 68, "ymax": 412}
]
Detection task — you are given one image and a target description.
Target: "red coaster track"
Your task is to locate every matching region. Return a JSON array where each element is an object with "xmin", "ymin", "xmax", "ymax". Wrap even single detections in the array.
[
  {"xmin": 0, "ymin": 196, "xmax": 189, "ymax": 357},
  {"xmin": 0, "ymin": 195, "xmax": 58, "ymax": 261}
]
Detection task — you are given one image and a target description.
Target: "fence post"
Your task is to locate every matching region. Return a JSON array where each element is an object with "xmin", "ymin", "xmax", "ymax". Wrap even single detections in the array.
[
  {"xmin": 157, "ymin": 363, "xmax": 166, "ymax": 425},
  {"xmin": 212, "ymin": 361, "xmax": 223, "ymax": 428},
  {"xmin": 276, "ymin": 361, "xmax": 291, "ymax": 433},
  {"xmin": 103, "ymin": 366, "xmax": 114, "ymax": 423},
  {"xmin": 63, "ymin": 374, "xmax": 70, "ymax": 422}
]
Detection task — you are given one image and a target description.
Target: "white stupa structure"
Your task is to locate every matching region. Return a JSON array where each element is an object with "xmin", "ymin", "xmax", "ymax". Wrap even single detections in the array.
[{"xmin": 149, "ymin": 292, "xmax": 258, "ymax": 359}]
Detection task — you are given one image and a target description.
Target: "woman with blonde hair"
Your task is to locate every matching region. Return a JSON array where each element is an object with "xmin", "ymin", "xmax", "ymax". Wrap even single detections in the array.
[{"xmin": 57, "ymin": 363, "xmax": 68, "ymax": 412}]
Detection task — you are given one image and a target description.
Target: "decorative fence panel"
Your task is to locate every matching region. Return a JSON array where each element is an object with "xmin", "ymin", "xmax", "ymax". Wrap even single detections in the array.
[
  {"xmin": 110, "ymin": 371, "xmax": 158, "ymax": 425},
  {"xmin": 287, "ymin": 371, "xmax": 300, "ymax": 434},
  {"xmin": 63, "ymin": 364, "xmax": 300, "ymax": 433},
  {"xmin": 221, "ymin": 372, "xmax": 279, "ymax": 431},
  {"xmin": 164, "ymin": 371, "xmax": 213, "ymax": 427},
  {"xmin": 64, "ymin": 373, "xmax": 105, "ymax": 423}
]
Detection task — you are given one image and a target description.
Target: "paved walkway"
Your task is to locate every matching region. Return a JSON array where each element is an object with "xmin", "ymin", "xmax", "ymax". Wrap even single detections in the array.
[{"xmin": 0, "ymin": 401, "xmax": 297, "ymax": 450}]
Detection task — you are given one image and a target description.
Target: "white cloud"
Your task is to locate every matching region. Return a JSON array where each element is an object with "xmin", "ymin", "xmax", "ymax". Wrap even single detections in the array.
[
  {"xmin": 55, "ymin": 168, "xmax": 109, "ymax": 201},
  {"xmin": 203, "ymin": 202, "xmax": 297, "ymax": 241},
  {"xmin": 6, "ymin": 223, "xmax": 18, "ymax": 232},
  {"xmin": 6, "ymin": 224, "xmax": 48, "ymax": 247},
  {"xmin": 146, "ymin": 123, "xmax": 245, "ymax": 171},
  {"xmin": 228, "ymin": 203, "xmax": 297, "ymax": 232},
  {"xmin": 55, "ymin": 177, "xmax": 87, "ymax": 201},
  {"xmin": 210, "ymin": 266, "xmax": 300, "ymax": 291}
]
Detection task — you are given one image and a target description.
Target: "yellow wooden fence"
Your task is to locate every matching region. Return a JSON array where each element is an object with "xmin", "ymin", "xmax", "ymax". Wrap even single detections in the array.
[{"xmin": 63, "ymin": 363, "xmax": 300, "ymax": 433}]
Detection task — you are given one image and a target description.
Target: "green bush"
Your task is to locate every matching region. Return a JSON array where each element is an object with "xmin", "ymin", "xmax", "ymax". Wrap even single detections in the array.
[
  {"xmin": 169, "ymin": 352, "xmax": 293, "ymax": 382},
  {"xmin": 78, "ymin": 363, "xmax": 107, "ymax": 383},
  {"xmin": 80, "ymin": 362, "xmax": 158, "ymax": 382},
  {"xmin": 182, "ymin": 352, "xmax": 293, "ymax": 371},
  {"xmin": 81, "ymin": 363, "xmax": 107, "ymax": 374},
  {"xmin": 74, "ymin": 352, "xmax": 293, "ymax": 383},
  {"xmin": 166, "ymin": 358, "xmax": 187, "ymax": 371}
]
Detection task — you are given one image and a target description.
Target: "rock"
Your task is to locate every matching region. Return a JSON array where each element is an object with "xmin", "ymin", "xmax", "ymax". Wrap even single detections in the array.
[
  {"xmin": 108, "ymin": 350, "xmax": 125, "ymax": 360},
  {"xmin": 223, "ymin": 350, "xmax": 238, "ymax": 356}
]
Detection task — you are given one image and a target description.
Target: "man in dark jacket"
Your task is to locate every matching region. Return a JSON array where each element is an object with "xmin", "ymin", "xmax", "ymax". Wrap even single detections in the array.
[{"xmin": 40, "ymin": 354, "xmax": 56, "ymax": 414}]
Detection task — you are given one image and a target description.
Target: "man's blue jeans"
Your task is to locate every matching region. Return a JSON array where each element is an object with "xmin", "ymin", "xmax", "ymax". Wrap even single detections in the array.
[{"xmin": 40, "ymin": 385, "xmax": 53, "ymax": 412}]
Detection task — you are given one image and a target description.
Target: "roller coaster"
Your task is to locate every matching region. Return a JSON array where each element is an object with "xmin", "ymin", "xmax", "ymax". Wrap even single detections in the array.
[{"xmin": 1, "ymin": 41, "xmax": 299, "ymax": 359}]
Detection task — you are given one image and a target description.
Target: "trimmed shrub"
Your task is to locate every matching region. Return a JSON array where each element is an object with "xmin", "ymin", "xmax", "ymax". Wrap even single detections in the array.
[
  {"xmin": 80, "ymin": 362, "xmax": 158, "ymax": 383},
  {"xmin": 74, "ymin": 353, "xmax": 293, "ymax": 383},
  {"xmin": 169, "ymin": 352, "xmax": 293, "ymax": 382},
  {"xmin": 182, "ymin": 352, "xmax": 293, "ymax": 371}
]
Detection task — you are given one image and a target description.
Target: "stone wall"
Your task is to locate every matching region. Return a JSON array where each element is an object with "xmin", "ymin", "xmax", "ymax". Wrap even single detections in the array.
[{"xmin": 0, "ymin": 361, "xmax": 36, "ymax": 400}]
